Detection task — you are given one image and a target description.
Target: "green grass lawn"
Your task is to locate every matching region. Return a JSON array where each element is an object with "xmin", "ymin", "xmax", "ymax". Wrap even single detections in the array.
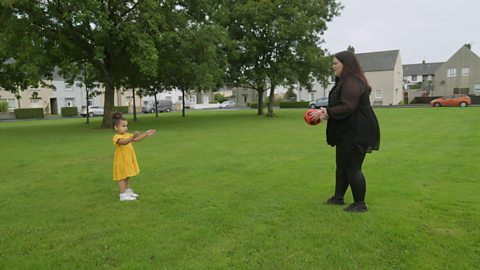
[{"xmin": 1, "ymin": 107, "xmax": 479, "ymax": 269}]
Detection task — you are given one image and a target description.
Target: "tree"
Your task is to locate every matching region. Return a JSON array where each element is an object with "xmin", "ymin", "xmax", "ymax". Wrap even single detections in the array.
[
  {"xmin": 2, "ymin": 1, "xmax": 161, "ymax": 128},
  {"xmin": 0, "ymin": 2, "xmax": 55, "ymax": 100},
  {"xmin": 223, "ymin": 0, "xmax": 341, "ymax": 116},
  {"xmin": 284, "ymin": 87, "xmax": 297, "ymax": 102},
  {"xmin": 157, "ymin": 0, "xmax": 228, "ymax": 117},
  {"xmin": 347, "ymin": 45, "xmax": 355, "ymax": 53}
]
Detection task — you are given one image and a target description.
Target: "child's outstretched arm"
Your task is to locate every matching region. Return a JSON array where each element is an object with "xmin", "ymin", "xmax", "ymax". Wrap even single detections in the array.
[
  {"xmin": 134, "ymin": 129, "xmax": 156, "ymax": 142},
  {"xmin": 117, "ymin": 131, "xmax": 140, "ymax": 145}
]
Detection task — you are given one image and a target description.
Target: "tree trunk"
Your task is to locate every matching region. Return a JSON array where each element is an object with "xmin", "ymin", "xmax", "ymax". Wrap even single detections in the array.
[
  {"xmin": 267, "ymin": 84, "xmax": 275, "ymax": 117},
  {"xmin": 154, "ymin": 94, "xmax": 158, "ymax": 118},
  {"xmin": 132, "ymin": 88, "xmax": 137, "ymax": 121},
  {"xmin": 257, "ymin": 89, "xmax": 264, "ymax": 115},
  {"xmin": 101, "ymin": 73, "xmax": 115, "ymax": 129},
  {"xmin": 181, "ymin": 88, "xmax": 186, "ymax": 117}
]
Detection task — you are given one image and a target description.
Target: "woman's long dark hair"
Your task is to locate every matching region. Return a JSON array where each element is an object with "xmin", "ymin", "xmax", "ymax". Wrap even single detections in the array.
[{"xmin": 334, "ymin": 50, "xmax": 371, "ymax": 91}]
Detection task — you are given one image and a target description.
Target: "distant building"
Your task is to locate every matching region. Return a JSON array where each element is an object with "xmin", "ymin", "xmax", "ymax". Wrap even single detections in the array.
[
  {"xmin": 403, "ymin": 61, "xmax": 443, "ymax": 102},
  {"xmin": 356, "ymin": 49, "xmax": 404, "ymax": 106},
  {"xmin": 433, "ymin": 45, "xmax": 480, "ymax": 97}
]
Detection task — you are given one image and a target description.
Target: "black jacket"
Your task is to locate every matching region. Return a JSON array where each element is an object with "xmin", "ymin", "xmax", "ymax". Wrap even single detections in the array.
[{"xmin": 326, "ymin": 77, "xmax": 380, "ymax": 153}]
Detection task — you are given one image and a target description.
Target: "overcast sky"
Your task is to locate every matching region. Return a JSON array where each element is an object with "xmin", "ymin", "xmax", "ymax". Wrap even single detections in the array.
[{"xmin": 322, "ymin": 0, "xmax": 480, "ymax": 64}]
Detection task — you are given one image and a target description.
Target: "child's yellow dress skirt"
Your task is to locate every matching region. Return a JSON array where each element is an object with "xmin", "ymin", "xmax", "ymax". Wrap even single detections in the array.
[{"xmin": 112, "ymin": 133, "xmax": 140, "ymax": 181}]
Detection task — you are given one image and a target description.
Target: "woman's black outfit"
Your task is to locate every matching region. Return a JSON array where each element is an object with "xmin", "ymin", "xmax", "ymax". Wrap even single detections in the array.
[{"xmin": 325, "ymin": 77, "xmax": 380, "ymax": 212}]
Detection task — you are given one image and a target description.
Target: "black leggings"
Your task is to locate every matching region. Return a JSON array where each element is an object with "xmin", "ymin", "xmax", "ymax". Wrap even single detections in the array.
[{"xmin": 334, "ymin": 148, "xmax": 367, "ymax": 203}]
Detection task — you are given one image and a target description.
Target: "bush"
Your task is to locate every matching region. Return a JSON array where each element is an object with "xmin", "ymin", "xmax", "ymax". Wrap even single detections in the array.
[
  {"xmin": 113, "ymin": 106, "xmax": 128, "ymax": 114},
  {"xmin": 279, "ymin": 101, "xmax": 310, "ymax": 108},
  {"xmin": 0, "ymin": 101, "xmax": 8, "ymax": 112},
  {"xmin": 248, "ymin": 102, "xmax": 268, "ymax": 109},
  {"xmin": 61, "ymin": 107, "xmax": 78, "ymax": 117},
  {"xmin": 14, "ymin": 108, "xmax": 44, "ymax": 119}
]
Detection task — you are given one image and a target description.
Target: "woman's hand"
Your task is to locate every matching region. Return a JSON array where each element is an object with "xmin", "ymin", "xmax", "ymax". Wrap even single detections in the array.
[{"xmin": 309, "ymin": 108, "xmax": 328, "ymax": 122}]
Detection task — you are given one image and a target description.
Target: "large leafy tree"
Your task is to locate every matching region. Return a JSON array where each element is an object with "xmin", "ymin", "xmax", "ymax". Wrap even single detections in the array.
[
  {"xmin": 223, "ymin": 0, "xmax": 341, "ymax": 116},
  {"xmin": 1, "ymin": 0, "xmax": 160, "ymax": 128},
  {"xmin": 0, "ymin": 2, "xmax": 55, "ymax": 104},
  {"xmin": 157, "ymin": 1, "xmax": 229, "ymax": 117}
]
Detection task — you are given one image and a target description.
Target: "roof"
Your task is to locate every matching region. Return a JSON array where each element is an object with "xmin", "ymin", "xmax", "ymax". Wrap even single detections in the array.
[
  {"xmin": 403, "ymin": 62, "xmax": 443, "ymax": 76},
  {"xmin": 355, "ymin": 50, "xmax": 400, "ymax": 72}
]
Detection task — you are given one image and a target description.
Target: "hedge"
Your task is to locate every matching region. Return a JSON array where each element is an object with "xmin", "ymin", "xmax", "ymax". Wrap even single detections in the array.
[
  {"xmin": 14, "ymin": 108, "xmax": 44, "ymax": 119},
  {"xmin": 279, "ymin": 101, "xmax": 309, "ymax": 108},
  {"xmin": 248, "ymin": 103, "xmax": 267, "ymax": 109},
  {"xmin": 61, "ymin": 107, "xmax": 78, "ymax": 117},
  {"xmin": 113, "ymin": 106, "xmax": 128, "ymax": 114}
]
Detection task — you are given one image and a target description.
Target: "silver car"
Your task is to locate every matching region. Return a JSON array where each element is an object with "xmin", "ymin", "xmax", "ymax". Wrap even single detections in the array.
[
  {"xmin": 308, "ymin": 97, "xmax": 328, "ymax": 109},
  {"xmin": 80, "ymin": 106, "xmax": 104, "ymax": 117}
]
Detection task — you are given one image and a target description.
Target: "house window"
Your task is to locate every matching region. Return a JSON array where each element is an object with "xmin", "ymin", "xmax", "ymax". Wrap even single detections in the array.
[
  {"xmin": 462, "ymin": 68, "xmax": 470, "ymax": 77},
  {"xmin": 447, "ymin": 68, "xmax": 456, "ymax": 78},
  {"xmin": 178, "ymin": 96, "xmax": 182, "ymax": 101},
  {"xmin": 453, "ymin": 88, "xmax": 469, "ymax": 94},
  {"xmin": 65, "ymin": 83, "xmax": 73, "ymax": 91},
  {"xmin": 189, "ymin": 95, "xmax": 196, "ymax": 104},
  {"xmin": 65, "ymin": 98, "xmax": 75, "ymax": 107},
  {"xmin": 412, "ymin": 75, "xmax": 417, "ymax": 81},
  {"xmin": 0, "ymin": 98, "xmax": 16, "ymax": 110},
  {"xmin": 310, "ymin": 93, "xmax": 315, "ymax": 100},
  {"xmin": 375, "ymin": 90, "xmax": 382, "ymax": 98},
  {"xmin": 474, "ymin": 84, "xmax": 480, "ymax": 93}
]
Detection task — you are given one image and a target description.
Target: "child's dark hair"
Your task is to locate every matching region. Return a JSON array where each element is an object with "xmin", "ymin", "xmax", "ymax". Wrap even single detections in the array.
[{"xmin": 111, "ymin": 111, "xmax": 125, "ymax": 128}]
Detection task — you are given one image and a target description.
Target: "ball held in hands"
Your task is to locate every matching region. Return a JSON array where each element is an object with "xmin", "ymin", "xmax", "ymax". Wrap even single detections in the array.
[{"xmin": 304, "ymin": 109, "xmax": 321, "ymax": 126}]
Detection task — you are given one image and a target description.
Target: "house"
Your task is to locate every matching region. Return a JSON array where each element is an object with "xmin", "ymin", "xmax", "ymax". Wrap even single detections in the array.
[
  {"xmin": 433, "ymin": 45, "xmax": 480, "ymax": 97},
  {"xmin": 356, "ymin": 50, "xmax": 404, "ymax": 106},
  {"xmin": 403, "ymin": 61, "xmax": 443, "ymax": 102}
]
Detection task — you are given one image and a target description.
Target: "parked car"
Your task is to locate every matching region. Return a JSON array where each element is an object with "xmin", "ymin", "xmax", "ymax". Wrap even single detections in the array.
[
  {"xmin": 308, "ymin": 97, "xmax": 329, "ymax": 109},
  {"xmin": 142, "ymin": 100, "xmax": 173, "ymax": 113},
  {"xmin": 430, "ymin": 94, "xmax": 471, "ymax": 107},
  {"xmin": 219, "ymin": 100, "xmax": 236, "ymax": 109},
  {"xmin": 80, "ymin": 106, "xmax": 104, "ymax": 117}
]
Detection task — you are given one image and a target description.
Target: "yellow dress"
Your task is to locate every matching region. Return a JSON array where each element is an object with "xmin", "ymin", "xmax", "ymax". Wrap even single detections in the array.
[{"xmin": 112, "ymin": 133, "xmax": 140, "ymax": 181}]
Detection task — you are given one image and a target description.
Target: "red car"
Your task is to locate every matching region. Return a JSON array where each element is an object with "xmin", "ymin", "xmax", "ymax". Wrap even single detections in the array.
[{"xmin": 430, "ymin": 94, "xmax": 471, "ymax": 107}]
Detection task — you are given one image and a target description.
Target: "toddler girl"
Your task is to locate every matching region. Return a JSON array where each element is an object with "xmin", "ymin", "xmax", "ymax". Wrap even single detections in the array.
[{"xmin": 112, "ymin": 112, "xmax": 156, "ymax": 201}]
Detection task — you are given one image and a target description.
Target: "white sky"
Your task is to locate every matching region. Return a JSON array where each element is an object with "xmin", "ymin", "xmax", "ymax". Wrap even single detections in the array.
[{"xmin": 323, "ymin": 0, "xmax": 480, "ymax": 64}]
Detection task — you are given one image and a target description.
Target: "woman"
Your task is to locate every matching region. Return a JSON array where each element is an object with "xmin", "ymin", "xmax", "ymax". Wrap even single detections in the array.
[{"xmin": 311, "ymin": 50, "xmax": 380, "ymax": 212}]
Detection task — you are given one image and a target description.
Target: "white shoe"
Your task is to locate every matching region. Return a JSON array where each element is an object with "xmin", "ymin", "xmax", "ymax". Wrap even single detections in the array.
[
  {"xmin": 126, "ymin": 189, "xmax": 139, "ymax": 198},
  {"xmin": 119, "ymin": 192, "xmax": 137, "ymax": 201}
]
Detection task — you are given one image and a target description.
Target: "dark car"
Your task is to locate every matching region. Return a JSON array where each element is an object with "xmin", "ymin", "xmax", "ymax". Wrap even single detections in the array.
[{"xmin": 308, "ymin": 97, "xmax": 329, "ymax": 109}]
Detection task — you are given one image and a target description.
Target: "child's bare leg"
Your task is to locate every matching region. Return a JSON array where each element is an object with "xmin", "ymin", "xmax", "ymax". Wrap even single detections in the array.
[
  {"xmin": 118, "ymin": 179, "xmax": 128, "ymax": 193},
  {"xmin": 125, "ymin": 178, "xmax": 130, "ymax": 190}
]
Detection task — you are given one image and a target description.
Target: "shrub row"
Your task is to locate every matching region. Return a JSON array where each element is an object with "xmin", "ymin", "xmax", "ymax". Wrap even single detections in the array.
[
  {"xmin": 14, "ymin": 108, "xmax": 44, "ymax": 119},
  {"xmin": 113, "ymin": 106, "xmax": 128, "ymax": 114},
  {"xmin": 279, "ymin": 101, "xmax": 309, "ymax": 108},
  {"xmin": 61, "ymin": 107, "xmax": 78, "ymax": 117}
]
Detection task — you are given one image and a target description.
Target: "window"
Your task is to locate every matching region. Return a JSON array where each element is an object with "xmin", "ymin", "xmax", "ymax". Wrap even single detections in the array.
[
  {"xmin": 474, "ymin": 84, "xmax": 480, "ymax": 93},
  {"xmin": 462, "ymin": 68, "xmax": 470, "ymax": 77},
  {"xmin": 65, "ymin": 98, "xmax": 75, "ymax": 107},
  {"xmin": 0, "ymin": 98, "xmax": 16, "ymax": 110},
  {"xmin": 375, "ymin": 90, "xmax": 382, "ymax": 98},
  {"xmin": 65, "ymin": 83, "xmax": 73, "ymax": 91},
  {"xmin": 453, "ymin": 88, "xmax": 469, "ymax": 94},
  {"xmin": 447, "ymin": 68, "xmax": 456, "ymax": 78},
  {"xmin": 178, "ymin": 96, "xmax": 182, "ymax": 101},
  {"xmin": 412, "ymin": 75, "xmax": 417, "ymax": 81},
  {"xmin": 310, "ymin": 93, "xmax": 315, "ymax": 100}
]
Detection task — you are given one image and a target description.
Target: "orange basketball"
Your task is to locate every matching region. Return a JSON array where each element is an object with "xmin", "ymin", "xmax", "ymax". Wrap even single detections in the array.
[{"xmin": 304, "ymin": 109, "xmax": 320, "ymax": 125}]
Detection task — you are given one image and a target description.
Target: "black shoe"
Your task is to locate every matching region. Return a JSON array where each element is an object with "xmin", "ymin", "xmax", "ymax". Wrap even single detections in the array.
[
  {"xmin": 325, "ymin": 196, "xmax": 345, "ymax": 205},
  {"xmin": 343, "ymin": 202, "xmax": 368, "ymax": 212}
]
